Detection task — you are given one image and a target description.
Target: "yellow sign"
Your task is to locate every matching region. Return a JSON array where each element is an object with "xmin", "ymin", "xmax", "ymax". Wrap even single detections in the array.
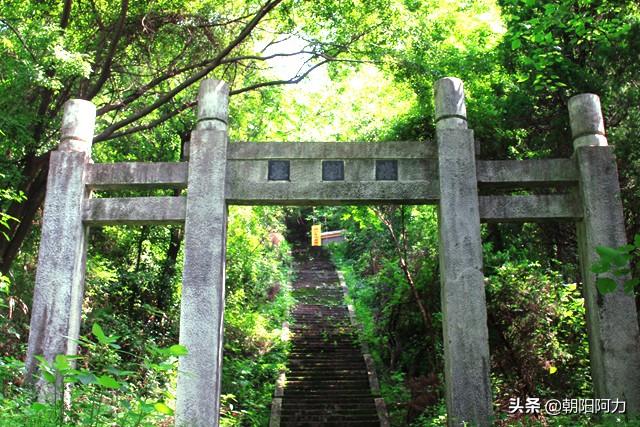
[{"xmin": 311, "ymin": 225, "xmax": 322, "ymax": 246}]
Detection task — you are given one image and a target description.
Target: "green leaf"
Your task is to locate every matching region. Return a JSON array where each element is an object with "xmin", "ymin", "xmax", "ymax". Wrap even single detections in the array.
[
  {"xmin": 31, "ymin": 402, "xmax": 48, "ymax": 412},
  {"xmin": 511, "ymin": 38, "xmax": 521, "ymax": 50},
  {"xmin": 590, "ymin": 260, "xmax": 610, "ymax": 274},
  {"xmin": 614, "ymin": 253, "xmax": 633, "ymax": 267},
  {"xmin": 624, "ymin": 278, "xmax": 640, "ymax": 293},
  {"xmin": 77, "ymin": 373, "xmax": 97, "ymax": 385},
  {"xmin": 595, "ymin": 245, "xmax": 621, "ymax": 262},
  {"xmin": 596, "ymin": 277, "xmax": 617, "ymax": 294},
  {"xmin": 55, "ymin": 354, "xmax": 70, "ymax": 370},
  {"xmin": 616, "ymin": 245, "xmax": 635, "ymax": 253},
  {"xmin": 42, "ymin": 371, "xmax": 56, "ymax": 383},
  {"xmin": 595, "ymin": 246, "xmax": 631, "ymax": 267},
  {"xmin": 92, "ymin": 323, "xmax": 108, "ymax": 343},
  {"xmin": 34, "ymin": 355, "xmax": 48, "ymax": 364},
  {"xmin": 154, "ymin": 402, "xmax": 174, "ymax": 415},
  {"xmin": 169, "ymin": 344, "xmax": 188, "ymax": 357},
  {"xmin": 613, "ymin": 268, "xmax": 631, "ymax": 277},
  {"xmin": 633, "ymin": 234, "xmax": 640, "ymax": 248},
  {"xmin": 97, "ymin": 375, "xmax": 120, "ymax": 389}
]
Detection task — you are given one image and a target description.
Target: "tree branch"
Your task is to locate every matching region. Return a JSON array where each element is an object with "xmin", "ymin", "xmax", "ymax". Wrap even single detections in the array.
[
  {"xmin": 60, "ymin": 0, "xmax": 73, "ymax": 29},
  {"xmin": 85, "ymin": 0, "xmax": 129, "ymax": 99},
  {"xmin": 94, "ymin": 0, "xmax": 284, "ymax": 141},
  {"xmin": 1, "ymin": 19, "xmax": 38, "ymax": 63},
  {"xmin": 95, "ymin": 99, "xmax": 197, "ymax": 142},
  {"xmin": 371, "ymin": 207, "xmax": 431, "ymax": 333},
  {"xmin": 229, "ymin": 59, "xmax": 331, "ymax": 95}
]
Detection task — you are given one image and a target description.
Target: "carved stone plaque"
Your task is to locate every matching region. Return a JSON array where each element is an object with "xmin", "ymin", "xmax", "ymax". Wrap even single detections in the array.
[
  {"xmin": 268, "ymin": 160, "xmax": 290, "ymax": 181},
  {"xmin": 322, "ymin": 161, "xmax": 344, "ymax": 181},
  {"xmin": 376, "ymin": 160, "xmax": 398, "ymax": 181}
]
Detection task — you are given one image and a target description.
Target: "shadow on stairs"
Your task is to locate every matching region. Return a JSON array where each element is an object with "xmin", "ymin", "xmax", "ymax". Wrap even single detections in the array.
[{"xmin": 270, "ymin": 247, "xmax": 390, "ymax": 427}]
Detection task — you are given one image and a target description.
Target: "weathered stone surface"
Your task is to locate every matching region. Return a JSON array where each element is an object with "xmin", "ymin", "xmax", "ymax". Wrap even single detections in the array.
[
  {"xmin": 575, "ymin": 146, "xmax": 640, "ymax": 415},
  {"xmin": 476, "ymin": 159, "xmax": 578, "ymax": 188},
  {"xmin": 59, "ymin": 100, "xmax": 96, "ymax": 154},
  {"xmin": 569, "ymin": 94, "xmax": 608, "ymax": 147},
  {"xmin": 26, "ymin": 99, "xmax": 94, "ymax": 396},
  {"xmin": 227, "ymin": 141, "xmax": 436, "ymax": 160},
  {"xmin": 196, "ymin": 79, "xmax": 229, "ymax": 131},
  {"xmin": 437, "ymin": 128, "xmax": 492, "ymax": 427},
  {"xmin": 225, "ymin": 141, "xmax": 438, "ymax": 205},
  {"xmin": 227, "ymin": 181, "xmax": 439, "ymax": 206},
  {"xmin": 175, "ymin": 129, "xmax": 228, "ymax": 427},
  {"xmin": 434, "ymin": 77, "xmax": 467, "ymax": 130},
  {"xmin": 25, "ymin": 151, "xmax": 89, "ymax": 389},
  {"xmin": 85, "ymin": 162, "xmax": 188, "ymax": 190},
  {"xmin": 479, "ymin": 194, "xmax": 582, "ymax": 222},
  {"xmin": 83, "ymin": 197, "xmax": 186, "ymax": 225}
]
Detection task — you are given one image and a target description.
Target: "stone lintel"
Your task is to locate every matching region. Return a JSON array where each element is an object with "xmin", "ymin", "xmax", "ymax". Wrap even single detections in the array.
[
  {"xmin": 477, "ymin": 159, "xmax": 578, "ymax": 188},
  {"xmin": 227, "ymin": 141, "xmax": 435, "ymax": 160},
  {"xmin": 479, "ymin": 194, "xmax": 582, "ymax": 223},
  {"xmin": 85, "ymin": 162, "xmax": 188, "ymax": 190},
  {"xmin": 227, "ymin": 181, "xmax": 439, "ymax": 206},
  {"xmin": 83, "ymin": 197, "xmax": 186, "ymax": 226}
]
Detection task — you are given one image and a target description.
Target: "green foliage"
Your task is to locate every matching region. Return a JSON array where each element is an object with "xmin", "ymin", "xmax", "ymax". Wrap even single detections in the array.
[
  {"xmin": 328, "ymin": 205, "xmax": 592, "ymax": 423},
  {"xmin": 328, "ymin": 205, "xmax": 444, "ymax": 423},
  {"xmin": 220, "ymin": 206, "xmax": 294, "ymax": 426},
  {"xmin": 591, "ymin": 234, "xmax": 640, "ymax": 294},
  {"xmin": 3, "ymin": 0, "xmax": 640, "ymax": 425},
  {"xmin": 0, "ymin": 325, "xmax": 179, "ymax": 427},
  {"xmin": 0, "ymin": 174, "xmax": 24, "ymax": 241},
  {"xmin": 485, "ymin": 253, "xmax": 591, "ymax": 404}
]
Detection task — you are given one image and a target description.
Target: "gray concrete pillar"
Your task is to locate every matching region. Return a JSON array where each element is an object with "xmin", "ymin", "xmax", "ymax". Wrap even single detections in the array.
[
  {"xmin": 25, "ymin": 100, "xmax": 96, "ymax": 393},
  {"xmin": 435, "ymin": 77, "xmax": 492, "ymax": 427},
  {"xmin": 571, "ymin": 94, "xmax": 640, "ymax": 415},
  {"xmin": 175, "ymin": 79, "xmax": 229, "ymax": 427}
]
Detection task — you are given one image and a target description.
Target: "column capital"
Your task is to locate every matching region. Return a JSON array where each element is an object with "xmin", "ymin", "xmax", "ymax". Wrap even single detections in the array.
[
  {"xmin": 59, "ymin": 100, "xmax": 96, "ymax": 155},
  {"xmin": 568, "ymin": 93, "xmax": 608, "ymax": 148},
  {"xmin": 196, "ymin": 79, "xmax": 229, "ymax": 131},
  {"xmin": 434, "ymin": 77, "xmax": 467, "ymax": 130}
]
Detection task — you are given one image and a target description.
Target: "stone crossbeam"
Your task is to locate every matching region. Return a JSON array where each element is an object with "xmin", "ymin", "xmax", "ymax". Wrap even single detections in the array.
[
  {"xmin": 476, "ymin": 159, "xmax": 578, "ymax": 188},
  {"xmin": 479, "ymin": 194, "xmax": 582, "ymax": 222},
  {"xmin": 83, "ymin": 197, "xmax": 187, "ymax": 226},
  {"xmin": 85, "ymin": 162, "xmax": 188, "ymax": 190}
]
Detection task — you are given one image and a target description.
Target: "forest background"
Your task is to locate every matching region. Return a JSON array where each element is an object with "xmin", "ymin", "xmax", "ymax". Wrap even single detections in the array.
[{"xmin": 1, "ymin": 0, "xmax": 639, "ymax": 425}]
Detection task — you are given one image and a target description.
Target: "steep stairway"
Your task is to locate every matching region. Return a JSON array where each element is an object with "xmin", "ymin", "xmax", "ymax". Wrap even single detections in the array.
[{"xmin": 271, "ymin": 248, "xmax": 389, "ymax": 427}]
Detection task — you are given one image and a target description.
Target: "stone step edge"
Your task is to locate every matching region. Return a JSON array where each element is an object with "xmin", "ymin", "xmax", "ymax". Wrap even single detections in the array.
[{"xmin": 338, "ymin": 270, "xmax": 390, "ymax": 427}]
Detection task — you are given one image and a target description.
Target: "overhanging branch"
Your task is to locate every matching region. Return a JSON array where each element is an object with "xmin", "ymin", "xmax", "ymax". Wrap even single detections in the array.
[{"xmin": 94, "ymin": 0, "xmax": 284, "ymax": 142}]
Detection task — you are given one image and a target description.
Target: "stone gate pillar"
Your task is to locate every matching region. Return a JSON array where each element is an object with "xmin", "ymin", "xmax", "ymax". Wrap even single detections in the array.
[
  {"xmin": 175, "ymin": 79, "xmax": 229, "ymax": 427},
  {"xmin": 570, "ymin": 94, "xmax": 640, "ymax": 415},
  {"xmin": 435, "ymin": 77, "xmax": 492, "ymax": 426},
  {"xmin": 25, "ymin": 100, "xmax": 96, "ymax": 392}
]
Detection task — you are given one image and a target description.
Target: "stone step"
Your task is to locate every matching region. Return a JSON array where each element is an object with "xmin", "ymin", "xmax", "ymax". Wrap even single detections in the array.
[
  {"xmin": 281, "ymin": 401, "xmax": 378, "ymax": 411},
  {"xmin": 272, "ymin": 248, "xmax": 387, "ymax": 427}
]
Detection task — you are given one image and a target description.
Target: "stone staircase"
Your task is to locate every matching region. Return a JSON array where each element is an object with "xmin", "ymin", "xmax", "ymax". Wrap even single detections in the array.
[{"xmin": 270, "ymin": 248, "xmax": 389, "ymax": 427}]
